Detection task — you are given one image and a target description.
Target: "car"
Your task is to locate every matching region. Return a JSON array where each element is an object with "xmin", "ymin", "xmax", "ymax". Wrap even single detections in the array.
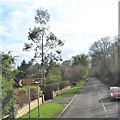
[{"xmin": 108, "ymin": 87, "xmax": 120, "ymax": 101}]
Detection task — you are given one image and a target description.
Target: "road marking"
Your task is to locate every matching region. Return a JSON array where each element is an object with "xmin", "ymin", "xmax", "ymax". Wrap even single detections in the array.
[
  {"xmin": 97, "ymin": 91, "xmax": 111, "ymax": 118},
  {"xmin": 58, "ymin": 93, "xmax": 78, "ymax": 118},
  {"xmin": 85, "ymin": 84, "xmax": 104, "ymax": 88},
  {"xmin": 98, "ymin": 91, "xmax": 107, "ymax": 112}
]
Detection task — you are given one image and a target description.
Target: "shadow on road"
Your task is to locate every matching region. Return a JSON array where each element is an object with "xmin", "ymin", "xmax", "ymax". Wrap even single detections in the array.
[{"xmin": 99, "ymin": 97, "xmax": 120, "ymax": 103}]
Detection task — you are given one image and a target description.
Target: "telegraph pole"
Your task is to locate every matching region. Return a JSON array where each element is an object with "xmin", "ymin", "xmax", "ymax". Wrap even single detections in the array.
[
  {"xmin": 41, "ymin": 33, "xmax": 45, "ymax": 86},
  {"xmin": 118, "ymin": 1, "xmax": 120, "ymax": 65},
  {"xmin": 118, "ymin": 1, "xmax": 120, "ymax": 88}
]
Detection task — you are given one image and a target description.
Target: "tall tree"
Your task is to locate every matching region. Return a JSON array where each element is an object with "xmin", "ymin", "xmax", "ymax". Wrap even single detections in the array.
[
  {"xmin": 0, "ymin": 52, "xmax": 15, "ymax": 117},
  {"xmin": 65, "ymin": 54, "xmax": 89, "ymax": 83},
  {"xmin": 89, "ymin": 37, "xmax": 111, "ymax": 78},
  {"xmin": 23, "ymin": 9, "xmax": 64, "ymax": 85},
  {"xmin": 89, "ymin": 36, "xmax": 118, "ymax": 85},
  {"xmin": 46, "ymin": 60, "xmax": 62, "ymax": 84},
  {"xmin": 72, "ymin": 54, "xmax": 89, "ymax": 67},
  {"xmin": 61, "ymin": 60, "xmax": 72, "ymax": 80},
  {"xmin": 16, "ymin": 60, "xmax": 33, "ymax": 78},
  {"xmin": 72, "ymin": 55, "xmax": 81, "ymax": 66}
]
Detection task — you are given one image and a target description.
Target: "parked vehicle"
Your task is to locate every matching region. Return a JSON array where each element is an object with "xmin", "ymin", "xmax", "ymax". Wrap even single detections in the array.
[{"xmin": 108, "ymin": 87, "xmax": 120, "ymax": 101}]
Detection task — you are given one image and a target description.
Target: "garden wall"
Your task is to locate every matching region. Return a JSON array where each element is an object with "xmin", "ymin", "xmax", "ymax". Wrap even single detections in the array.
[
  {"xmin": 53, "ymin": 86, "xmax": 70, "ymax": 97},
  {"xmin": 44, "ymin": 86, "xmax": 70, "ymax": 100},
  {"xmin": 14, "ymin": 95, "xmax": 44, "ymax": 118}
]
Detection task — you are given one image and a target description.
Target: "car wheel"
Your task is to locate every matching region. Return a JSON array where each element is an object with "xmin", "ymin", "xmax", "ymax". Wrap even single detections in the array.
[{"xmin": 110, "ymin": 97, "xmax": 115, "ymax": 101}]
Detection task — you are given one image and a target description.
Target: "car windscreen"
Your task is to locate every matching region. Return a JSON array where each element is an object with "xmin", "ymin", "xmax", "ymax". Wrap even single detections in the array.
[{"xmin": 111, "ymin": 88, "xmax": 120, "ymax": 92}]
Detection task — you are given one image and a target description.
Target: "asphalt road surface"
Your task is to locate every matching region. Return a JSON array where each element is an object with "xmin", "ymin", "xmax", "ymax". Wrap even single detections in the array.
[{"xmin": 61, "ymin": 77, "xmax": 120, "ymax": 119}]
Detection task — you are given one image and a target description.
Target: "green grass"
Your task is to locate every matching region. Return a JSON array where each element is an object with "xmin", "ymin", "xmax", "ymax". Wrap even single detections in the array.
[
  {"xmin": 55, "ymin": 80, "xmax": 86, "ymax": 99},
  {"xmin": 20, "ymin": 103, "xmax": 65, "ymax": 118}
]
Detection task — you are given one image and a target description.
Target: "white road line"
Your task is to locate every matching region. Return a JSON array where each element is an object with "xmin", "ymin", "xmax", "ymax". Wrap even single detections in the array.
[
  {"xmin": 58, "ymin": 93, "xmax": 78, "ymax": 118},
  {"xmin": 85, "ymin": 84, "xmax": 104, "ymax": 88},
  {"xmin": 98, "ymin": 91, "xmax": 107, "ymax": 112}
]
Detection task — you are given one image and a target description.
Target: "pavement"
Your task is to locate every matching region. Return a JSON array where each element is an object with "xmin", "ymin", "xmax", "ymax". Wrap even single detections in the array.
[{"xmin": 46, "ymin": 96, "xmax": 74, "ymax": 105}]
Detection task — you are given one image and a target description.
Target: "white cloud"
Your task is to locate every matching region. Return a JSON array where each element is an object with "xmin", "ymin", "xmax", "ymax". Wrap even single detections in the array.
[
  {"xmin": 50, "ymin": 0, "xmax": 118, "ymax": 36},
  {"xmin": 1, "ymin": 42, "xmax": 35, "ymax": 65},
  {"xmin": 1, "ymin": 0, "xmax": 119, "ymax": 65},
  {"xmin": 48, "ymin": 0, "xmax": 118, "ymax": 60},
  {"xmin": 0, "ymin": 25, "xmax": 10, "ymax": 37}
]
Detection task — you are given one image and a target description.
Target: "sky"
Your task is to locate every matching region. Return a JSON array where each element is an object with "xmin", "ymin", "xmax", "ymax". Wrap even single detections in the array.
[{"xmin": 0, "ymin": 0, "xmax": 119, "ymax": 65}]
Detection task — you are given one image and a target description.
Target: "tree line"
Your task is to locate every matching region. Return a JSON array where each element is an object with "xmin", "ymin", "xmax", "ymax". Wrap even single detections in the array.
[{"xmin": 89, "ymin": 36, "xmax": 119, "ymax": 86}]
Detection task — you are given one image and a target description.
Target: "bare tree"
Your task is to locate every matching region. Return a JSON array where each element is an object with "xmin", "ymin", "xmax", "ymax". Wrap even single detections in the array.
[{"xmin": 89, "ymin": 36, "xmax": 118, "ymax": 85}]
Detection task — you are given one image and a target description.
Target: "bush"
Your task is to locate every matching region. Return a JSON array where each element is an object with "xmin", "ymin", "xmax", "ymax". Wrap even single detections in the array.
[
  {"xmin": 14, "ymin": 89, "xmax": 28, "ymax": 107},
  {"xmin": 59, "ymin": 81, "xmax": 69, "ymax": 89},
  {"xmin": 14, "ymin": 86, "xmax": 41, "ymax": 108},
  {"xmin": 47, "ymin": 83, "xmax": 59, "ymax": 91},
  {"xmin": 43, "ymin": 81, "xmax": 70, "ymax": 100},
  {"xmin": 44, "ymin": 81, "xmax": 70, "ymax": 93},
  {"xmin": 30, "ymin": 88, "xmax": 38, "ymax": 101}
]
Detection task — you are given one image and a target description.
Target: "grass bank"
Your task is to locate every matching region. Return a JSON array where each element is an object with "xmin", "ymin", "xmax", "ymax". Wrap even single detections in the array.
[
  {"xmin": 20, "ymin": 103, "xmax": 64, "ymax": 118},
  {"xmin": 55, "ymin": 79, "xmax": 86, "ymax": 99}
]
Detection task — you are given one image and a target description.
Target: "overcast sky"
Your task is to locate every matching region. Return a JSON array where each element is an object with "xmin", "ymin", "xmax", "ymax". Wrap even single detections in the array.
[{"xmin": 0, "ymin": 0, "xmax": 119, "ymax": 65}]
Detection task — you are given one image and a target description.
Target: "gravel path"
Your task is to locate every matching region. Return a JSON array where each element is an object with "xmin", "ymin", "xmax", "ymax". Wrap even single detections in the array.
[{"xmin": 46, "ymin": 96, "xmax": 74, "ymax": 105}]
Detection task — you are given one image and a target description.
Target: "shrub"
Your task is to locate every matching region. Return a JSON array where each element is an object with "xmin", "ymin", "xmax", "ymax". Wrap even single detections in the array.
[
  {"xmin": 14, "ymin": 86, "xmax": 41, "ymax": 108},
  {"xmin": 59, "ymin": 81, "xmax": 69, "ymax": 90},
  {"xmin": 14, "ymin": 89, "xmax": 28, "ymax": 107}
]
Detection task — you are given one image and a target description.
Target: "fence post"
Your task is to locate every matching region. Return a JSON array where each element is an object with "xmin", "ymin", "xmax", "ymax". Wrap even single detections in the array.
[
  {"xmin": 28, "ymin": 85, "xmax": 31, "ymax": 118},
  {"xmin": 38, "ymin": 85, "xmax": 40, "ymax": 117}
]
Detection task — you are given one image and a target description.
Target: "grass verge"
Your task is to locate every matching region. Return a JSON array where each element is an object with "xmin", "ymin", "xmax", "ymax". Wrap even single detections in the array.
[
  {"xmin": 20, "ymin": 103, "xmax": 65, "ymax": 119},
  {"xmin": 55, "ymin": 79, "xmax": 87, "ymax": 99}
]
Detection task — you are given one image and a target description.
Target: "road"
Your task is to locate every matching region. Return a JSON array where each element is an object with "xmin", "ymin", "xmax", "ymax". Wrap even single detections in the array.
[{"xmin": 61, "ymin": 77, "xmax": 120, "ymax": 119}]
